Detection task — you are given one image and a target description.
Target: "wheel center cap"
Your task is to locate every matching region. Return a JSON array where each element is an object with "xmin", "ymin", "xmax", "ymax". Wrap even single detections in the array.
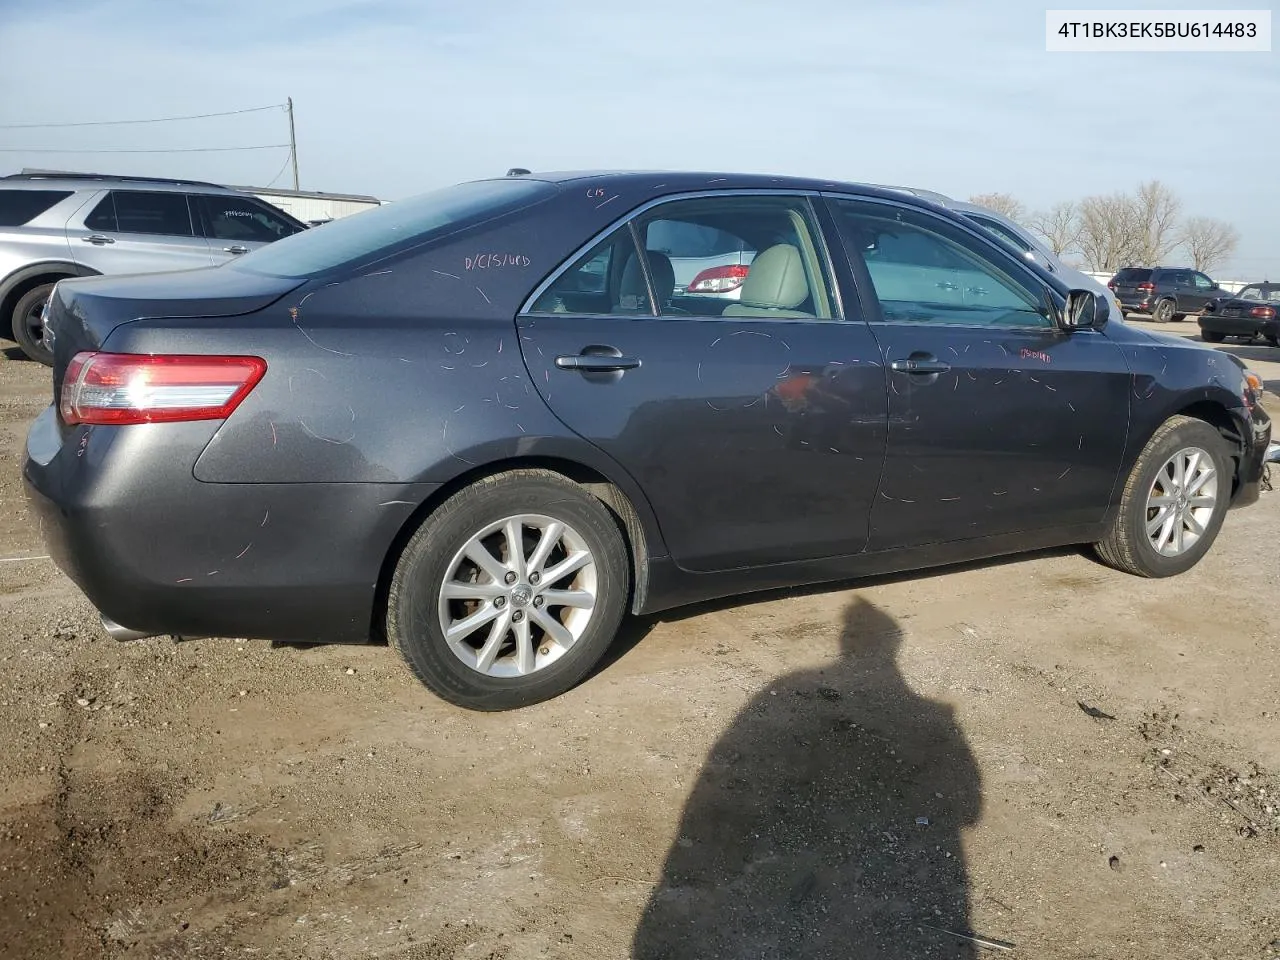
[{"xmin": 510, "ymin": 584, "xmax": 533, "ymax": 607}]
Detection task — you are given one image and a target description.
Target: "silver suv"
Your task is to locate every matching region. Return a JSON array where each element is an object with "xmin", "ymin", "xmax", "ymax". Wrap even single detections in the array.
[{"xmin": 0, "ymin": 172, "xmax": 306, "ymax": 364}]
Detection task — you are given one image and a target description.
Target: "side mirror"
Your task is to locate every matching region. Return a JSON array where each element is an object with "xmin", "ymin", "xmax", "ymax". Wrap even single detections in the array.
[{"xmin": 1062, "ymin": 289, "xmax": 1101, "ymax": 330}]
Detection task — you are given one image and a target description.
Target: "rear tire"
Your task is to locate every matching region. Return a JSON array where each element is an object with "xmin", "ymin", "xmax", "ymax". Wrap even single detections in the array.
[
  {"xmin": 1094, "ymin": 416, "xmax": 1231, "ymax": 578},
  {"xmin": 1200, "ymin": 329, "xmax": 1225, "ymax": 343},
  {"xmin": 1267, "ymin": 334, "xmax": 1280, "ymax": 348},
  {"xmin": 11, "ymin": 283, "xmax": 55, "ymax": 365},
  {"xmin": 1152, "ymin": 299, "xmax": 1175, "ymax": 323},
  {"xmin": 386, "ymin": 469, "xmax": 630, "ymax": 711}
]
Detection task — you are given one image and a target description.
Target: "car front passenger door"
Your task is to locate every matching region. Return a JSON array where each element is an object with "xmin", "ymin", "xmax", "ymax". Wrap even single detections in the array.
[
  {"xmin": 67, "ymin": 190, "xmax": 214, "ymax": 274},
  {"xmin": 825, "ymin": 195, "xmax": 1132, "ymax": 551}
]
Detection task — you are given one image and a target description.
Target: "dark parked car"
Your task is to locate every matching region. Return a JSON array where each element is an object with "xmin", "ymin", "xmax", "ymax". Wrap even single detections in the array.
[
  {"xmin": 1199, "ymin": 282, "xmax": 1280, "ymax": 345},
  {"xmin": 1108, "ymin": 266, "xmax": 1231, "ymax": 322},
  {"xmin": 23, "ymin": 171, "xmax": 1272, "ymax": 711}
]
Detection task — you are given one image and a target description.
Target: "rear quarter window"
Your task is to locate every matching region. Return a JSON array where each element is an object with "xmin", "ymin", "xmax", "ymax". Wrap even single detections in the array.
[
  {"xmin": 0, "ymin": 189, "xmax": 73, "ymax": 226},
  {"xmin": 230, "ymin": 179, "xmax": 559, "ymax": 278}
]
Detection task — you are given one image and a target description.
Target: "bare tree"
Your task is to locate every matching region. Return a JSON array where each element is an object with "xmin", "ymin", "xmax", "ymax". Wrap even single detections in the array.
[
  {"xmin": 967, "ymin": 192, "xmax": 1026, "ymax": 223},
  {"xmin": 1076, "ymin": 192, "xmax": 1144, "ymax": 272},
  {"xmin": 1130, "ymin": 179, "xmax": 1182, "ymax": 265},
  {"xmin": 1027, "ymin": 201, "xmax": 1082, "ymax": 257},
  {"xmin": 1180, "ymin": 216, "xmax": 1239, "ymax": 273}
]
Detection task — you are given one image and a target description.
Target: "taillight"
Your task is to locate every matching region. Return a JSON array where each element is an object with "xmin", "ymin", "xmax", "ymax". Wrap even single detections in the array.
[
  {"xmin": 59, "ymin": 352, "xmax": 267, "ymax": 426},
  {"xmin": 1107, "ymin": 281, "xmax": 1117, "ymax": 291},
  {"xmin": 686, "ymin": 264, "xmax": 750, "ymax": 294},
  {"xmin": 1136, "ymin": 282, "xmax": 1156, "ymax": 292},
  {"xmin": 1249, "ymin": 306, "xmax": 1276, "ymax": 320}
]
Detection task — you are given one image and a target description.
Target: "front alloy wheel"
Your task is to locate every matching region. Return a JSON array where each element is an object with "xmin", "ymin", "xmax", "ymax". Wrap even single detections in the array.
[{"xmin": 1144, "ymin": 447, "xmax": 1218, "ymax": 557}]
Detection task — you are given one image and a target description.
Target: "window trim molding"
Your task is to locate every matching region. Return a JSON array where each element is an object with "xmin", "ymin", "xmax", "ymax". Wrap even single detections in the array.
[{"xmin": 518, "ymin": 188, "xmax": 848, "ymax": 323}]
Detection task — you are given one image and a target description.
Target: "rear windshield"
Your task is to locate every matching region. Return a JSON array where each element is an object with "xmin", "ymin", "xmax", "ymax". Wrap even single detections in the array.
[
  {"xmin": 1114, "ymin": 268, "xmax": 1152, "ymax": 281},
  {"xmin": 1239, "ymin": 285, "xmax": 1280, "ymax": 303},
  {"xmin": 0, "ymin": 189, "xmax": 73, "ymax": 226},
  {"xmin": 229, "ymin": 179, "xmax": 558, "ymax": 278}
]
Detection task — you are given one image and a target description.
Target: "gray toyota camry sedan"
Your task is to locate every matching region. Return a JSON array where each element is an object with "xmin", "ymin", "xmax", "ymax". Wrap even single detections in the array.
[{"xmin": 23, "ymin": 170, "xmax": 1272, "ymax": 710}]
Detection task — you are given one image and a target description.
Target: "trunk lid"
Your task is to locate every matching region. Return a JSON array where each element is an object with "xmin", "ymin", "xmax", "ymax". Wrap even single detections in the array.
[{"xmin": 46, "ymin": 265, "xmax": 304, "ymax": 408}]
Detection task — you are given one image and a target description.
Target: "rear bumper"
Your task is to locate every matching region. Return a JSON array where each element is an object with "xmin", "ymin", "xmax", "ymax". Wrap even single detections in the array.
[
  {"xmin": 23, "ymin": 405, "xmax": 436, "ymax": 644},
  {"xmin": 1199, "ymin": 315, "xmax": 1279, "ymax": 338},
  {"xmin": 1118, "ymin": 297, "xmax": 1155, "ymax": 314}
]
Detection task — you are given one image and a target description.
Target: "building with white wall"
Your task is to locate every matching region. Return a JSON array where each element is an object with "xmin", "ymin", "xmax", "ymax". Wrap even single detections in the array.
[{"xmin": 234, "ymin": 185, "xmax": 382, "ymax": 224}]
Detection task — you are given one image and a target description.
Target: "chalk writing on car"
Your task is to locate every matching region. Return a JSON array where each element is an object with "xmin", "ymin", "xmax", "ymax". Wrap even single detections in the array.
[
  {"xmin": 465, "ymin": 253, "xmax": 531, "ymax": 270},
  {"xmin": 1020, "ymin": 348, "xmax": 1051, "ymax": 364},
  {"xmin": 586, "ymin": 187, "xmax": 606, "ymax": 198}
]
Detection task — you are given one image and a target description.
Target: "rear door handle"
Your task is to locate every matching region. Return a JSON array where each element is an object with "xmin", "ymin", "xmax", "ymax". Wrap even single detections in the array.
[
  {"xmin": 82, "ymin": 235, "xmax": 115, "ymax": 245},
  {"xmin": 555, "ymin": 352, "xmax": 641, "ymax": 373},
  {"xmin": 223, "ymin": 245, "xmax": 249, "ymax": 255},
  {"xmin": 890, "ymin": 358, "xmax": 951, "ymax": 374}
]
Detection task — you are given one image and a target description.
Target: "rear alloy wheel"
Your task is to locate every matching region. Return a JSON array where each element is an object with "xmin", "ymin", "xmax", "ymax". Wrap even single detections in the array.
[
  {"xmin": 11, "ymin": 282, "xmax": 55, "ymax": 365},
  {"xmin": 386, "ymin": 470, "xmax": 629, "ymax": 710},
  {"xmin": 1094, "ymin": 416, "xmax": 1231, "ymax": 577},
  {"xmin": 1152, "ymin": 299, "xmax": 1175, "ymax": 323},
  {"xmin": 1200, "ymin": 329, "xmax": 1226, "ymax": 343}
]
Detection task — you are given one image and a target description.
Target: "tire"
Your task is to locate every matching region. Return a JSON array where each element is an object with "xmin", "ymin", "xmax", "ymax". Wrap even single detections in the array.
[
  {"xmin": 11, "ymin": 283, "xmax": 55, "ymax": 365},
  {"xmin": 1266, "ymin": 334, "xmax": 1280, "ymax": 348},
  {"xmin": 1152, "ymin": 299, "xmax": 1175, "ymax": 323},
  {"xmin": 1200, "ymin": 329, "xmax": 1226, "ymax": 343},
  {"xmin": 386, "ymin": 469, "xmax": 630, "ymax": 711},
  {"xmin": 1094, "ymin": 416, "xmax": 1232, "ymax": 578}
]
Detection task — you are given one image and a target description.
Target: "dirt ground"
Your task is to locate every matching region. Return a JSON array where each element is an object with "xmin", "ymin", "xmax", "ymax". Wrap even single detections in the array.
[{"xmin": 1, "ymin": 320, "xmax": 1278, "ymax": 960}]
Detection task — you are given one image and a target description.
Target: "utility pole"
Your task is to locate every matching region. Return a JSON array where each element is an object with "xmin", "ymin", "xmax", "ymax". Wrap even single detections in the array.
[{"xmin": 286, "ymin": 97, "xmax": 299, "ymax": 190}]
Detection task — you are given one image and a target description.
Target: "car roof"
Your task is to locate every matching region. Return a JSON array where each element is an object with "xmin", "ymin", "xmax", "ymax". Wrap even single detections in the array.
[
  {"xmin": 500, "ymin": 169, "xmax": 959, "ymax": 208},
  {"xmin": 1, "ymin": 171, "xmax": 235, "ymax": 193}
]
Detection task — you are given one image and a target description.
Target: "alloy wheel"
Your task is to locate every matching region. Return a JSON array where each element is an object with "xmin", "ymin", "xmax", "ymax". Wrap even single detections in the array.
[
  {"xmin": 1145, "ymin": 446, "xmax": 1218, "ymax": 557},
  {"xmin": 437, "ymin": 514, "xmax": 598, "ymax": 677}
]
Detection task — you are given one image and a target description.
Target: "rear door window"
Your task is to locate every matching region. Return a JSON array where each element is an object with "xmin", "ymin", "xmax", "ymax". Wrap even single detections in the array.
[
  {"xmin": 195, "ymin": 195, "xmax": 304, "ymax": 243},
  {"xmin": 84, "ymin": 191, "xmax": 195, "ymax": 236},
  {"xmin": 0, "ymin": 189, "xmax": 73, "ymax": 226}
]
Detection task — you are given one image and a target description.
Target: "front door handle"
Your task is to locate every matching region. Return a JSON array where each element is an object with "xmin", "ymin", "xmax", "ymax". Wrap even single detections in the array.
[
  {"xmin": 890, "ymin": 357, "xmax": 951, "ymax": 375},
  {"xmin": 555, "ymin": 351, "xmax": 641, "ymax": 373},
  {"xmin": 82, "ymin": 235, "xmax": 115, "ymax": 245},
  {"xmin": 223, "ymin": 245, "xmax": 249, "ymax": 255}
]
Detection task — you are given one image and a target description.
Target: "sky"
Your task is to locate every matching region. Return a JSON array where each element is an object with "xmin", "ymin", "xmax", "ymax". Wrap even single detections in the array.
[{"xmin": 1, "ymin": 0, "xmax": 1276, "ymax": 276}]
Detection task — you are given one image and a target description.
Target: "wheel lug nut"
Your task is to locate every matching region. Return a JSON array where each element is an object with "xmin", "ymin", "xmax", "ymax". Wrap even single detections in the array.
[
  {"xmin": 504, "ymin": 571, "xmax": 517, "ymax": 585},
  {"xmin": 512, "ymin": 610, "xmax": 524, "ymax": 622},
  {"xmin": 533, "ymin": 596, "xmax": 544, "ymax": 608},
  {"xmin": 539, "ymin": 646, "xmax": 549, "ymax": 656},
  {"xmin": 494, "ymin": 596, "xmax": 506, "ymax": 608},
  {"xmin": 529, "ymin": 572, "xmax": 540, "ymax": 585}
]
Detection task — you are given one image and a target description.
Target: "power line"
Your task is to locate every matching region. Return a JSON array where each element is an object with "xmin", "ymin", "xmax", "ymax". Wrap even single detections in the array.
[
  {"xmin": 0, "ymin": 144, "xmax": 292, "ymax": 154},
  {"xmin": 0, "ymin": 103, "xmax": 286, "ymax": 130}
]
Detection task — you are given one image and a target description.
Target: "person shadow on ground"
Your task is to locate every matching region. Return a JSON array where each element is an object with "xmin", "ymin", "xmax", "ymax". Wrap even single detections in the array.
[{"xmin": 632, "ymin": 598, "xmax": 984, "ymax": 959}]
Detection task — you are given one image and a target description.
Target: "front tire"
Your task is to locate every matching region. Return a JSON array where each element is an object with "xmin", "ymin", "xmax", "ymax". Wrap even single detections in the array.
[
  {"xmin": 386, "ymin": 469, "xmax": 630, "ymax": 710},
  {"xmin": 1200, "ymin": 329, "xmax": 1225, "ymax": 343},
  {"xmin": 11, "ymin": 283, "xmax": 55, "ymax": 365},
  {"xmin": 1094, "ymin": 416, "xmax": 1231, "ymax": 578}
]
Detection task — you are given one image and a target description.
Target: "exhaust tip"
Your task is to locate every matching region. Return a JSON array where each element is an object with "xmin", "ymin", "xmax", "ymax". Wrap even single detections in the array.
[{"xmin": 100, "ymin": 615, "xmax": 159, "ymax": 642}]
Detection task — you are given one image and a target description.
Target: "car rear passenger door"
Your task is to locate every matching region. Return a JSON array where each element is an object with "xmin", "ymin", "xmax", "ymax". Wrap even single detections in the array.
[
  {"xmin": 824, "ymin": 195, "xmax": 1131, "ymax": 550},
  {"xmin": 66, "ymin": 190, "xmax": 214, "ymax": 274},
  {"xmin": 193, "ymin": 194, "xmax": 305, "ymax": 263},
  {"xmin": 516, "ymin": 192, "xmax": 888, "ymax": 573}
]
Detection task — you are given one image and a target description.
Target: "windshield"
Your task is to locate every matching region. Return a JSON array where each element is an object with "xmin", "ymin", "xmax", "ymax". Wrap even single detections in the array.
[
  {"xmin": 229, "ymin": 178, "xmax": 558, "ymax": 278},
  {"xmin": 1239, "ymin": 285, "xmax": 1280, "ymax": 302}
]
